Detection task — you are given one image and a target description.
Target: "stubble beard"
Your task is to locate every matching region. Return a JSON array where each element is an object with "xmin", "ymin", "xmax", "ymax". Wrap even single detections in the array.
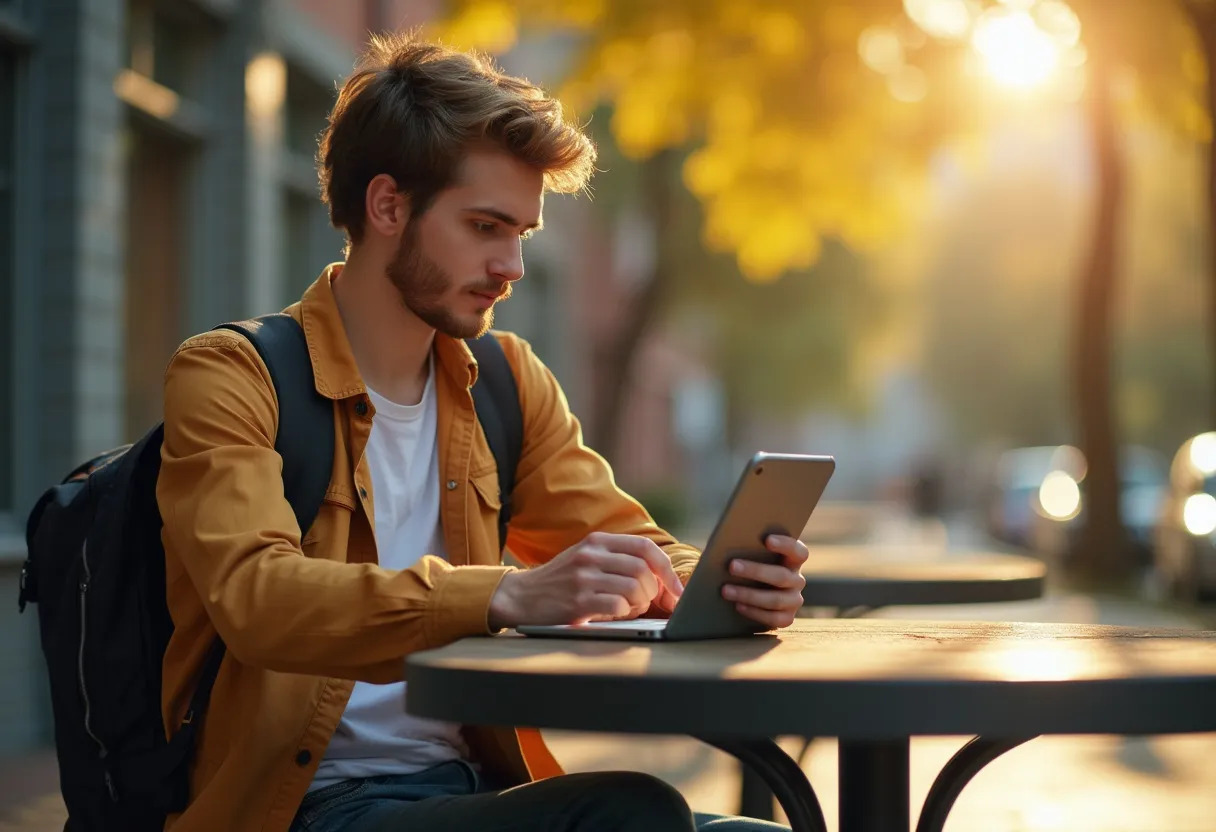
[{"xmin": 386, "ymin": 223, "xmax": 503, "ymax": 340}]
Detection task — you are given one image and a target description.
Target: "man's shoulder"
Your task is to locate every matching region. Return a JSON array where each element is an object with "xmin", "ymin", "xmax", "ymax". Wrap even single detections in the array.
[
  {"xmin": 484, "ymin": 329, "xmax": 543, "ymax": 377},
  {"xmin": 165, "ymin": 327, "xmax": 275, "ymax": 393},
  {"xmin": 172, "ymin": 328, "xmax": 250, "ymax": 355}
]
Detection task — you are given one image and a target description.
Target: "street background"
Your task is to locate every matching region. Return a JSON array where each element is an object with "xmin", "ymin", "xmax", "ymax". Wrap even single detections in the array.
[{"xmin": 4, "ymin": 0, "xmax": 1216, "ymax": 829}]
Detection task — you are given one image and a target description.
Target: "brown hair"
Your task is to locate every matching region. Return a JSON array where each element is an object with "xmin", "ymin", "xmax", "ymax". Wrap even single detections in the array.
[{"xmin": 318, "ymin": 33, "xmax": 596, "ymax": 242}]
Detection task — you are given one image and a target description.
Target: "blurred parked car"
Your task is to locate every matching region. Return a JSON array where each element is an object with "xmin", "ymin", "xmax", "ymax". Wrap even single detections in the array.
[
  {"xmin": 985, "ymin": 445, "xmax": 1084, "ymax": 546},
  {"xmin": 1154, "ymin": 432, "xmax": 1216, "ymax": 601},
  {"xmin": 986, "ymin": 444, "xmax": 1167, "ymax": 565}
]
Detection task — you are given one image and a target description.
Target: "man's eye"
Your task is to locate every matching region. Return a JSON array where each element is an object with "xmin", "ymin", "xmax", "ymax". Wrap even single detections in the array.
[{"xmin": 473, "ymin": 221, "xmax": 496, "ymax": 234}]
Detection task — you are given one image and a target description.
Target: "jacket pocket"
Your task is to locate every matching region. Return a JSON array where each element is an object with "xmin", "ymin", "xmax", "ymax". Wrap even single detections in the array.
[
  {"xmin": 468, "ymin": 468, "xmax": 504, "ymax": 560},
  {"xmin": 469, "ymin": 469, "xmax": 502, "ymax": 511}
]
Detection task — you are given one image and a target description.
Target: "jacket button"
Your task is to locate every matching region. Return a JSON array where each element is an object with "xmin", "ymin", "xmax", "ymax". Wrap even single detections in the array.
[
  {"xmin": 354, "ymin": 401, "xmax": 368, "ymax": 417},
  {"xmin": 295, "ymin": 749, "xmax": 311, "ymax": 766},
  {"xmin": 446, "ymin": 480, "xmax": 458, "ymax": 491},
  {"xmin": 359, "ymin": 487, "xmax": 367, "ymax": 499}
]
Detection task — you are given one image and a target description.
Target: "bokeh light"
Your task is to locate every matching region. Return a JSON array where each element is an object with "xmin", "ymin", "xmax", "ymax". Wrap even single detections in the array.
[
  {"xmin": 1039, "ymin": 470, "xmax": 1082, "ymax": 521},
  {"xmin": 1183, "ymin": 493, "xmax": 1216, "ymax": 536},
  {"xmin": 1188, "ymin": 432, "xmax": 1216, "ymax": 476},
  {"xmin": 972, "ymin": 9, "xmax": 1061, "ymax": 89},
  {"xmin": 904, "ymin": 0, "xmax": 975, "ymax": 40}
]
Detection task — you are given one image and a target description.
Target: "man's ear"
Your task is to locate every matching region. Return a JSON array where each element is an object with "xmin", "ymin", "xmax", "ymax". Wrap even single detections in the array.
[{"xmin": 365, "ymin": 174, "xmax": 410, "ymax": 237}]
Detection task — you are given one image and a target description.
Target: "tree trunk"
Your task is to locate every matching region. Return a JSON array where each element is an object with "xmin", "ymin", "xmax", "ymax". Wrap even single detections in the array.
[
  {"xmin": 589, "ymin": 150, "xmax": 677, "ymax": 462},
  {"xmin": 1072, "ymin": 44, "xmax": 1132, "ymax": 585},
  {"xmin": 1180, "ymin": 1, "xmax": 1216, "ymax": 428}
]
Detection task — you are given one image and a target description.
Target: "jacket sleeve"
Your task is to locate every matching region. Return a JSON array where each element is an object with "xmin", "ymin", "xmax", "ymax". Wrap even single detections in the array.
[
  {"xmin": 157, "ymin": 333, "xmax": 512, "ymax": 682},
  {"xmin": 497, "ymin": 334, "xmax": 701, "ymax": 582}
]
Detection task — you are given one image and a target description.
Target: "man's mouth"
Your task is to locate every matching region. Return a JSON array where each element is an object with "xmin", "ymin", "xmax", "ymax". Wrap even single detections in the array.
[{"xmin": 472, "ymin": 285, "xmax": 510, "ymax": 302}]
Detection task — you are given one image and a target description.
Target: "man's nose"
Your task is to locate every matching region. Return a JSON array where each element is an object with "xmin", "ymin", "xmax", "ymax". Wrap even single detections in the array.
[{"xmin": 491, "ymin": 239, "xmax": 525, "ymax": 283}]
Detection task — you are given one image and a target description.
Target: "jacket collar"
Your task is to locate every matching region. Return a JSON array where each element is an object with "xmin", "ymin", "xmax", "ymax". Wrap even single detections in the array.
[{"xmin": 298, "ymin": 263, "xmax": 480, "ymax": 400}]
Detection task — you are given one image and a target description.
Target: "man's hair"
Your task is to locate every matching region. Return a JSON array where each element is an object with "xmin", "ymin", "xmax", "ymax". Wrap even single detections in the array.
[{"xmin": 318, "ymin": 34, "xmax": 596, "ymax": 242}]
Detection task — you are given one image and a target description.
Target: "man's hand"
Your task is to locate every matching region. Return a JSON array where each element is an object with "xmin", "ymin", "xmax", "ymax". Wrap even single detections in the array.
[
  {"xmin": 721, "ymin": 534, "xmax": 808, "ymax": 630},
  {"xmin": 489, "ymin": 533, "xmax": 685, "ymax": 630}
]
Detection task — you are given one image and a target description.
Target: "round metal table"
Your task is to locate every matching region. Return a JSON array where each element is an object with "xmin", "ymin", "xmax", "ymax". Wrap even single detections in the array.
[
  {"xmin": 406, "ymin": 619, "xmax": 1216, "ymax": 832},
  {"xmin": 726, "ymin": 549, "xmax": 1049, "ymax": 820}
]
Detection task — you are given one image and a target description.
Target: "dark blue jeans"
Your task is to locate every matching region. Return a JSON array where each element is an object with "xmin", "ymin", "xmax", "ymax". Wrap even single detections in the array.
[{"xmin": 291, "ymin": 760, "xmax": 789, "ymax": 832}]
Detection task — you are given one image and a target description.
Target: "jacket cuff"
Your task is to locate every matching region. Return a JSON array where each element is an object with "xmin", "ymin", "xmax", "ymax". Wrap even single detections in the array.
[
  {"xmin": 665, "ymin": 544, "xmax": 701, "ymax": 585},
  {"xmin": 429, "ymin": 566, "xmax": 517, "ymax": 644}
]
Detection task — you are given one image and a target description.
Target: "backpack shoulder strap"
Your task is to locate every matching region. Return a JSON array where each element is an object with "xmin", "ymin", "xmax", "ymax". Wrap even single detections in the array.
[
  {"xmin": 466, "ymin": 332, "xmax": 523, "ymax": 553},
  {"xmin": 155, "ymin": 314, "xmax": 334, "ymax": 789},
  {"xmin": 217, "ymin": 314, "xmax": 334, "ymax": 537},
  {"xmin": 176, "ymin": 314, "xmax": 332, "ymax": 730}
]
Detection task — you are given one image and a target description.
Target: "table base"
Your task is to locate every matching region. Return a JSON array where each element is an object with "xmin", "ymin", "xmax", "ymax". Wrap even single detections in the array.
[
  {"xmin": 915, "ymin": 736, "xmax": 1036, "ymax": 832},
  {"xmin": 725, "ymin": 735, "xmax": 1037, "ymax": 832},
  {"xmin": 840, "ymin": 739, "xmax": 910, "ymax": 832},
  {"xmin": 697, "ymin": 737, "xmax": 828, "ymax": 832}
]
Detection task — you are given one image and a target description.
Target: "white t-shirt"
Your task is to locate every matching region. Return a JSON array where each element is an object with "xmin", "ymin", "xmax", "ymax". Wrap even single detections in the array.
[{"xmin": 310, "ymin": 356, "xmax": 468, "ymax": 790}]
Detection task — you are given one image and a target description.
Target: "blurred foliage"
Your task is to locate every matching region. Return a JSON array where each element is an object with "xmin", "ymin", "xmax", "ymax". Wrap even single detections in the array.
[
  {"xmin": 1068, "ymin": 0, "xmax": 1209, "ymax": 143},
  {"xmin": 434, "ymin": 0, "xmax": 992, "ymax": 281},
  {"xmin": 434, "ymin": 0, "xmax": 1216, "ymax": 467},
  {"xmin": 582, "ymin": 123, "xmax": 890, "ymax": 417},
  {"xmin": 434, "ymin": 1, "xmax": 1209, "ymax": 281},
  {"xmin": 634, "ymin": 484, "xmax": 690, "ymax": 533}
]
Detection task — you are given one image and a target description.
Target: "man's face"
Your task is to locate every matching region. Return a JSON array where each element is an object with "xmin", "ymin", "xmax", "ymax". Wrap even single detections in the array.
[{"xmin": 387, "ymin": 149, "xmax": 544, "ymax": 339}]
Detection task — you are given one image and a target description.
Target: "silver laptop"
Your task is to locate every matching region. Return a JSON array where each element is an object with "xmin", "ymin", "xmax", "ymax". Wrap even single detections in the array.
[{"xmin": 517, "ymin": 452, "xmax": 835, "ymax": 641}]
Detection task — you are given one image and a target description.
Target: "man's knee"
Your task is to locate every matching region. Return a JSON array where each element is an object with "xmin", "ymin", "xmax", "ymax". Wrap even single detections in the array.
[{"xmin": 581, "ymin": 771, "xmax": 693, "ymax": 830}]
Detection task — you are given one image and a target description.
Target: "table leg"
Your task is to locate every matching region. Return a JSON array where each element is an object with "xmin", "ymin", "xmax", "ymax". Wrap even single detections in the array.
[
  {"xmin": 914, "ymin": 736, "xmax": 1036, "ymax": 832},
  {"xmin": 838, "ymin": 738, "xmax": 910, "ymax": 832},
  {"xmin": 697, "ymin": 737, "xmax": 828, "ymax": 832},
  {"xmin": 738, "ymin": 763, "xmax": 777, "ymax": 821},
  {"xmin": 736, "ymin": 737, "xmax": 819, "ymax": 821}
]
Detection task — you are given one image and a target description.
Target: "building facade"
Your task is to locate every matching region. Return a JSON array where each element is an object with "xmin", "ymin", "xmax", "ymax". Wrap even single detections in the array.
[{"xmin": 0, "ymin": 0, "xmax": 708, "ymax": 755}]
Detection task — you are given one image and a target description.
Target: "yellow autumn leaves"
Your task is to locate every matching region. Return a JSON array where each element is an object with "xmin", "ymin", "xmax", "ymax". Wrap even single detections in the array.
[{"xmin": 432, "ymin": 0, "xmax": 1206, "ymax": 282}]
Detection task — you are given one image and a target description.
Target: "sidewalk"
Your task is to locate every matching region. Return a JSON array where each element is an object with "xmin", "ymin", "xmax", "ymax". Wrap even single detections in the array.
[
  {"xmin": 4, "ymin": 505, "xmax": 1215, "ymax": 831},
  {"xmin": 0, "ymin": 749, "xmax": 64, "ymax": 832}
]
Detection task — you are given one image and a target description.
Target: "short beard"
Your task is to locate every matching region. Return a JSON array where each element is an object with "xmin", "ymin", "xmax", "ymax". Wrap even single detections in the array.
[{"xmin": 386, "ymin": 222, "xmax": 498, "ymax": 339}]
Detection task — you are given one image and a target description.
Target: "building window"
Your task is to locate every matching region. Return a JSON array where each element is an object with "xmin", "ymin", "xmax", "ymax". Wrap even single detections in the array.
[
  {"xmin": 121, "ymin": 0, "xmax": 212, "ymax": 441},
  {"xmin": 125, "ymin": 0, "xmax": 207, "ymax": 98},
  {"xmin": 0, "ymin": 48, "xmax": 15, "ymax": 513},
  {"xmin": 122, "ymin": 123, "xmax": 192, "ymax": 442},
  {"xmin": 284, "ymin": 62, "xmax": 331, "ymax": 159}
]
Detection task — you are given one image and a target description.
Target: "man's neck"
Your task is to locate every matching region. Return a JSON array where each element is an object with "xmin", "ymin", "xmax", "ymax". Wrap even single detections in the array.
[{"xmin": 331, "ymin": 250, "xmax": 436, "ymax": 405}]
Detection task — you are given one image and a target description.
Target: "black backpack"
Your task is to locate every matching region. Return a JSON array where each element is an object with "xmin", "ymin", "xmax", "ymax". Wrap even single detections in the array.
[{"xmin": 17, "ymin": 314, "xmax": 522, "ymax": 831}]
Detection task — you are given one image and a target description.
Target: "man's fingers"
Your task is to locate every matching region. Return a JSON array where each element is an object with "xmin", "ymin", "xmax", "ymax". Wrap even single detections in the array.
[
  {"xmin": 580, "ymin": 570, "xmax": 655, "ymax": 611},
  {"xmin": 722, "ymin": 584, "xmax": 804, "ymax": 612},
  {"xmin": 578, "ymin": 593, "xmax": 638, "ymax": 623},
  {"xmin": 728, "ymin": 558, "xmax": 806, "ymax": 590},
  {"xmin": 587, "ymin": 551, "xmax": 660, "ymax": 598},
  {"xmin": 734, "ymin": 602, "xmax": 797, "ymax": 630},
  {"xmin": 765, "ymin": 534, "xmax": 810, "ymax": 568},
  {"xmin": 587, "ymin": 533, "xmax": 684, "ymax": 598}
]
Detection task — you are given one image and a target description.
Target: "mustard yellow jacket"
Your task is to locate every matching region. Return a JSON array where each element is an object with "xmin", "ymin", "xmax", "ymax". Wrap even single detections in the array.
[{"xmin": 156, "ymin": 265, "xmax": 700, "ymax": 831}]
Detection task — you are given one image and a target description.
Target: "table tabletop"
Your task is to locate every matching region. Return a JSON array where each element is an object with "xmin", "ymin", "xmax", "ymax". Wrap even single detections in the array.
[
  {"xmin": 405, "ymin": 619, "xmax": 1216, "ymax": 739},
  {"xmin": 800, "ymin": 549, "xmax": 1047, "ymax": 608}
]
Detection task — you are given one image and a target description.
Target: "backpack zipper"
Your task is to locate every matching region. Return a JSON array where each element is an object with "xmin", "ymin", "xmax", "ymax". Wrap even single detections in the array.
[{"xmin": 78, "ymin": 540, "xmax": 118, "ymax": 801}]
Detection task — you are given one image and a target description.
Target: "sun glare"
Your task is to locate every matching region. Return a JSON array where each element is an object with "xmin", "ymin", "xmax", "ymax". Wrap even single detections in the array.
[{"xmin": 972, "ymin": 9, "xmax": 1061, "ymax": 89}]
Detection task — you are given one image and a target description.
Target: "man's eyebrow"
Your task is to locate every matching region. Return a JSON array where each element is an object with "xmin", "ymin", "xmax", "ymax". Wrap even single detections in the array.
[{"xmin": 466, "ymin": 207, "xmax": 543, "ymax": 231}]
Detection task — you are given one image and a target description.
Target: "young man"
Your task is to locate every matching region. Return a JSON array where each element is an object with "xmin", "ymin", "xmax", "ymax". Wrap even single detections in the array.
[{"xmin": 157, "ymin": 35, "xmax": 808, "ymax": 832}]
